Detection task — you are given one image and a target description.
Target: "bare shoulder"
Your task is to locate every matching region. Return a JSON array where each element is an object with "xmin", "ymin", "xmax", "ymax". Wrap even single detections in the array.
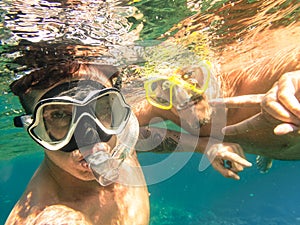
[
  {"xmin": 32, "ymin": 205, "xmax": 91, "ymax": 225},
  {"xmin": 6, "ymin": 204, "xmax": 91, "ymax": 225}
]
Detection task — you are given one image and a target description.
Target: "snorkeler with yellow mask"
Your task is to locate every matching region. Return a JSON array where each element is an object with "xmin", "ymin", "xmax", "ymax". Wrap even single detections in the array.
[{"xmin": 144, "ymin": 60, "xmax": 212, "ymax": 111}]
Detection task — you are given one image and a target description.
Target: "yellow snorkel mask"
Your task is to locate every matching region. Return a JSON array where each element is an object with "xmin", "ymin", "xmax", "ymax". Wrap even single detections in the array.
[{"xmin": 144, "ymin": 60, "xmax": 212, "ymax": 110}]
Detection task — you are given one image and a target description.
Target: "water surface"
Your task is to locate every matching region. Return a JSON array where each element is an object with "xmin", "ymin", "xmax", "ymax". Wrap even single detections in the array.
[{"xmin": 1, "ymin": 0, "xmax": 300, "ymax": 224}]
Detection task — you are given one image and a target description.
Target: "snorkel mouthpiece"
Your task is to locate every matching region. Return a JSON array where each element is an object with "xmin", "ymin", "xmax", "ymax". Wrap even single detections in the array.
[
  {"xmin": 83, "ymin": 112, "xmax": 139, "ymax": 186},
  {"xmin": 85, "ymin": 151, "xmax": 121, "ymax": 186}
]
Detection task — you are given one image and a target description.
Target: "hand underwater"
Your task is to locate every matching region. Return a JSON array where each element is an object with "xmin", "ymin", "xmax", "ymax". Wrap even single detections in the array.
[
  {"xmin": 210, "ymin": 71, "xmax": 300, "ymax": 136},
  {"xmin": 205, "ymin": 143, "xmax": 252, "ymax": 180}
]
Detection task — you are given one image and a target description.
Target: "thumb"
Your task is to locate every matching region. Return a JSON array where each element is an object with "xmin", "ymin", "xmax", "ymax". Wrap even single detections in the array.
[{"xmin": 274, "ymin": 123, "xmax": 300, "ymax": 135}]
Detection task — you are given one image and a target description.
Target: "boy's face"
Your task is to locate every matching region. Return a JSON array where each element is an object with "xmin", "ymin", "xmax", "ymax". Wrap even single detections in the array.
[{"xmin": 24, "ymin": 77, "xmax": 119, "ymax": 183}]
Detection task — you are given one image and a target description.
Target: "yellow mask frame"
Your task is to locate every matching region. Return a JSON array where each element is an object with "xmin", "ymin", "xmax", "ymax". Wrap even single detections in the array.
[{"xmin": 144, "ymin": 61, "xmax": 211, "ymax": 110}]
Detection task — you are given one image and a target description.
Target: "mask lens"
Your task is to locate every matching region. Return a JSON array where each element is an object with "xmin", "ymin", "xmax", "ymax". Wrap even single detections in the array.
[
  {"xmin": 172, "ymin": 85, "xmax": 190, "ymax": 110},
  {"xmin": 145, "ymin": 78, "xmax": 172, "ymax": 109},
  {"xmin": 94, "ymin": 95, "xmax": 113, "ymax": 129},
  {"xmin": 31, "ymin": 103, "xmax": 75, "ymax": 143},
  {"xmin": 94, "ymin": 92, "xmax": 130, "ymax": 132}
]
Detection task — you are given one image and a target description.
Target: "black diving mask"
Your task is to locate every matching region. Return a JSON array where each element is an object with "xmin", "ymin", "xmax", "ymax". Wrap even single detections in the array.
[{"xmin": 14, "ymin": 80, "xmax": 131, "ymax": 152}]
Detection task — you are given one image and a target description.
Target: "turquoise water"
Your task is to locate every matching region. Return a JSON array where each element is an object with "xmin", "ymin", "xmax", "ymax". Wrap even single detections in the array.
[
  {"xmin": 2, "ymin": 152, "xmax": 300, "ymax": 224},
  {"xmin": 1, "ymin": 0, "xmax": 300, "ymax": 224},
  {"xmin": 1, "ymin": 96, "xmax": 300, "ymax": 224},
  {"xmin": 3, "ymin": 91, "xmax": 300, "ymax": 224}
]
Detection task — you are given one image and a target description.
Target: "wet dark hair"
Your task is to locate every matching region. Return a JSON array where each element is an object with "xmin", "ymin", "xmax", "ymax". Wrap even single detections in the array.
[
  {"xmin": 10, "ymin": 61, "xmax": 121, "ymax": 96},
  {"xmin": 10, "ymin": 61, "xmax": 121, "ymax": 113},
  {"xmin": 10, "ymin": 62, "xmax": 75, "ymax": 96}
]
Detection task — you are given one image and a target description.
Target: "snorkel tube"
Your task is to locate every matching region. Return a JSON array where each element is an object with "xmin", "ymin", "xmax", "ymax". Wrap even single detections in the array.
[{"xmin": 84, "ymin": 111, "xmax": 139, "ymax": 186}]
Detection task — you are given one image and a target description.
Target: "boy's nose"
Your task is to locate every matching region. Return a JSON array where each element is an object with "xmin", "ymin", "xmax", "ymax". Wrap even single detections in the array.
[{"xmin": 74, "ymin": 116, "xmax": 112, "ymax": 148}]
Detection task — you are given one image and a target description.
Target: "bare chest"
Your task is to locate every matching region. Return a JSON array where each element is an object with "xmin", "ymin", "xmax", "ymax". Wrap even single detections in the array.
[{"xmin": 66, "ymin": 185, "xmax": 150, "ymax": 225}]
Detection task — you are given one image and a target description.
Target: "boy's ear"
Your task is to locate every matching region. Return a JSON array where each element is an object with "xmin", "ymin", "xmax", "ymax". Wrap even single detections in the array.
[
  {"xmin": 19, "ymin": 95, "xmax": 35, "ymax": 114},
  {"xmin": 97, "ymin": 65, "xmax": 119, "ymax": 78},
  {"xmin": 19, "ymin": 89, "xmax": 45, "ymax": 114}
]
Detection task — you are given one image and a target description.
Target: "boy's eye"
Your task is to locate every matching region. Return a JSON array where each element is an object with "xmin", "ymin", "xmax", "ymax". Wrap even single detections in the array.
[
  {"xmin": 51, "ymin": 110, "xmax": 70, "ymax": 119},
  {"xmin": 156, "ymin": 97, "xmax": 169, "ymax": 104},
  {"xmin": 43, "ymin": 108, "xmax": 73, "ymax": 127}
]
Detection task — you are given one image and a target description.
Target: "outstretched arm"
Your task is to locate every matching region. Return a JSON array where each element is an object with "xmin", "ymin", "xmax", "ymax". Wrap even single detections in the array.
[
  {"xmin": 136, "ymin": 126, "xmax": 252, "ymax": 180},
  {"xmin": 209, "ymin": 70, "xmax": 300, "ymax": 136}
]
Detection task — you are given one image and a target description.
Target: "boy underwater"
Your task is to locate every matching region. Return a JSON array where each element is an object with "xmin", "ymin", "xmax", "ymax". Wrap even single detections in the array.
[{"xmin": 5, "ymin": 62, "xmax": 150, "ymax": 225}]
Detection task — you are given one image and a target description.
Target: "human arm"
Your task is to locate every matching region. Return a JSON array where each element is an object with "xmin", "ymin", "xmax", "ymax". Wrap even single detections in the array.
[
  {"xmin": 5, "ymin": 204, "xmax": 91, "ymax": 225},
  {"xmin": 136, "ymin": 126, "xmax": 252, "ymax": 180},
  {"xmin": 210, "ymin": 70, "xmax": 300, "ymax": 135},
  {"xmin": 131, "ymin": 88, "xmax": 251, "ymax": 180}
]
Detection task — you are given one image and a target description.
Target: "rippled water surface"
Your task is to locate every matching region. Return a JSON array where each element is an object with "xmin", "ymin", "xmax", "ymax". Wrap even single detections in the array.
[{"xmin": 1, "ymin": 0, "xmax": 300, "ymax": 224}]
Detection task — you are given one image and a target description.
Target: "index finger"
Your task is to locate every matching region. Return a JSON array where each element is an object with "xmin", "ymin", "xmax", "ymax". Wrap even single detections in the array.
[
  {"xmin": 209, "ymin": 94, "xmax": 264, "ymax": 108},
  {"xmin": 221, "ymin": 151, "xmax": 252, "ymax": 167}
]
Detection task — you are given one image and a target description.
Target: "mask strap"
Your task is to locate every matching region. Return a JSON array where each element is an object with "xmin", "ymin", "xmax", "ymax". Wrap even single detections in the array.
[
  {"xmin": 113, "ymin": 74, "xmax": 122, "ymax": 90},
  {"xmin": 40, "ymin": 80, "xmax": 106, "ymax": 100}
]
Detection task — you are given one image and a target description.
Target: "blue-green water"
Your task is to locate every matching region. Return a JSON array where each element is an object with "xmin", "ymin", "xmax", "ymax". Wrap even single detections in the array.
[
  {"xmin": 1, "ymin": 0, "xmax": 300, "ymax": 224},
  {"xmin": 1, "ymin": 97, "xmax": 300, "ymax": 224},
  {"xmin": 2, "ymin": 152, "xmax": 300, "ymax": 224},
  {"xmin": 2, "ymin": 87, "xmax": 300, "ymax": 224},
  {"xmin": 1, "ymin": 93, "xmax": 299, "ymax": 224}
]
